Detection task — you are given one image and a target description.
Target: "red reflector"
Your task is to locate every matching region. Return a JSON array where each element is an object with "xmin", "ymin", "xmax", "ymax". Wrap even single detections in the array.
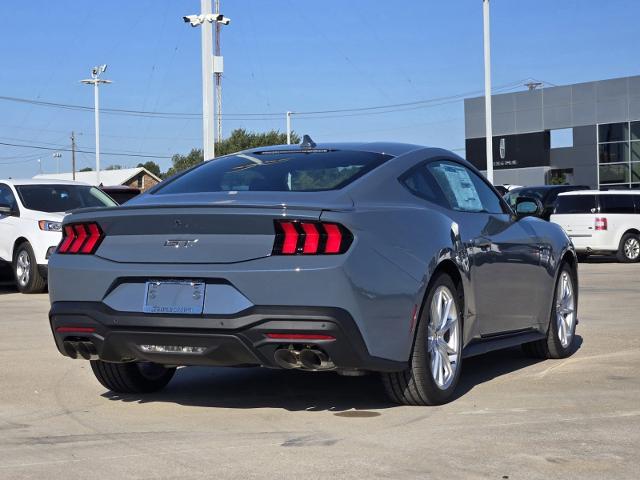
[
  {"xmin": 58, "ymin": 225, "xmax": 76, "ymax": 253},
  {"xmin": 301, "ymin": 222, "xmax": 320, "ymax": 254},
  {"xmin": 69, "ymin": 224, "xmax": 88, "ymax": 253},
  {"xmin": 56, "ymin": 326, "xmax": 96, "ymax": 334},
  {"xmin": 595, "ymin": 217, "xmax": 608, "ymax": 231},
  {"xmin": 265, "ymin": 333, "xmax": 336, "ymax": 341},
  {"xmin": 81, "ymin": 223, "xmax": 102, "ymax": 254},
  {"xmin": 323, "ymin": 223, "xmax": 342, "ymax": 254},
  {"xmin": 280, "ymin": 221, "xmax": 299, "ymax": 254}
]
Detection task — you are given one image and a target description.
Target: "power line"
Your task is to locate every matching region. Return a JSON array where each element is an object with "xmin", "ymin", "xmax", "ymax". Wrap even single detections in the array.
[{"xmin": 0, "ymin": 141, "xmax": 172, "ymax": 160}]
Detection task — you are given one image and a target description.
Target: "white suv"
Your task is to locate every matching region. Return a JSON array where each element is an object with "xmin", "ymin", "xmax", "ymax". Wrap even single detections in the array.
[
  {"xmin": 0, "ymin": 180, "xmax": 116, "ymax": 293},
  {"xmin": 550, "ymin": 190, "xmax": 640, "ymax": 262}
]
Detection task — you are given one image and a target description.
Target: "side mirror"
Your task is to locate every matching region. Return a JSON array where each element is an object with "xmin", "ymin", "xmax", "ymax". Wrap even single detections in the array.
[
  {"xmin": 0, "ymin": 203, "xmax": 13, "ymax": 216},
  {"xmin": 515, "ymin": 197, "xmax": 542, "ymax": 218}
]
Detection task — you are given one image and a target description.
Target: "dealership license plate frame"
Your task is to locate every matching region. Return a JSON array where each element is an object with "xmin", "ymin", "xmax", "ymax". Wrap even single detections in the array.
[{"xmin": 143, "ymin": 280, "xmax": 205, "ymax": 315}]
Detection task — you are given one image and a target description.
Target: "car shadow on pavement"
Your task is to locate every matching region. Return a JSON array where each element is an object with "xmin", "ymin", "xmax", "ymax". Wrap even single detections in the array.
[{"xmin": 102, "ymin": 336, "xmax": 582, "ymax": 411}]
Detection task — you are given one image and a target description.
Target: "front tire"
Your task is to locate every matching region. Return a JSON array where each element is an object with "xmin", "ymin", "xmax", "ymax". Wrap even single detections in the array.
[
  {"xmin": 13, "ymin": 242, "xmax": 46, "ymax": 294},
  {"xmin": 523, "ymin": 264, "xmax": 578, "ymax": 359},
  {"xmin": 90, "ymin": 360, "xmax": 176, "ymax": 394},
  {"xmin": 617, "ymin": 232, "xmax": 640, "ymax": 263},
  {"xmin": 382, "ymin": 272, "xmax": 463, "ymax": 405}
]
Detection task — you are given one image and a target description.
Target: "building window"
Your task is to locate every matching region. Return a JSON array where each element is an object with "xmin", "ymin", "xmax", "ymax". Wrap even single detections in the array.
[
  {"xmin": 598, "ymin": 121, "xmax": 640, "ymax": 189},
  {"xmin": 137, "ymin": 176, "xmax": 143, "ymax": 188},
  {"xmin": 550, "ymin": 128, "xmax": 574, "ymax": 149}
]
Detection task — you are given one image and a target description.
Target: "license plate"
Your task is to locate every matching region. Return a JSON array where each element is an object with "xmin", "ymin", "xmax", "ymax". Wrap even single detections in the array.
[{"xmin": 143, "ymin": 280, "xmax": 205, "ymax": 315}]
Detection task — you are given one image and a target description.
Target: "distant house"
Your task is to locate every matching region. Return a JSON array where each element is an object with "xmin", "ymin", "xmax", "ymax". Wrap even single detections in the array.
[{"xmin": 33, "ymin": 167, "xmax": 161, "ymax": 192}]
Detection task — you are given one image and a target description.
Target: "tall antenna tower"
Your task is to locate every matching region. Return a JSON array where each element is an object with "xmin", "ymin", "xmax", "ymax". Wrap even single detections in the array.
[{"xmin": 214, "ymin": 0, "xmax": 223, "ymax": 146}]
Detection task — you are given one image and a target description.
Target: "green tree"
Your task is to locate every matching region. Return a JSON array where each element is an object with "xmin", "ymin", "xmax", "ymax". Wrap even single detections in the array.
[
  {"xmin": 79, "ymin": 167, "xmax": 93, "ymax": 172},
  {"xmin": 105, "ymin": 164, "xmax": 123, "ymax": 170},
  {"xmin": 165, "ymin": 148, "xmax": 204, "ymax": 178},
  {"xmin": 165, "ymin": 129, "xmax": 299, "ymax": 177},
  {"xmin": 136, "ymin": 161, "xmax": 161, "ymax": 178}
]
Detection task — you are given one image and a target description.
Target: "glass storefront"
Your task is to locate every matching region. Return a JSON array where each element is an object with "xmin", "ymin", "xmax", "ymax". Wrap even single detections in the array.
[{"xmin": 598, "ymin": 121, "xmax": 640, "ymax": 189}]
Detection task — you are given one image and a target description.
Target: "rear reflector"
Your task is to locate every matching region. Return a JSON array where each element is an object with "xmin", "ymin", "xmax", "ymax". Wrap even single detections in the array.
[
  {"xmin": 595, "ymin": 217, "xmax": 608, "ymax": 231},
  {"xmin": 265, "ymin": 333, "xmax": 336, "ymax": 341},
  {"xmin": 57, "ymin": 222, "xmax": 104, "ymax": 254},
  {"xmin": 273, "ymin": 220, "xmax": 353, "ymax": 255},
  {"xmin": 56, "ymin": 326, "xmax": 96, "ymax": 334}
]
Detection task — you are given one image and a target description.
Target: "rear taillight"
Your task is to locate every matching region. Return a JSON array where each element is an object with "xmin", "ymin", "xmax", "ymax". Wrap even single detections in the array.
[
  {"xmin": 595, "ymin": 217, "xmax": 608, "ymax": 231},
  {"xmin": 57, "ymin": 222, "xmax": 104, "ymax": 254},
  {"xmin": 273, "ymin": 220, "xmax": 353, "ymax": 255}
]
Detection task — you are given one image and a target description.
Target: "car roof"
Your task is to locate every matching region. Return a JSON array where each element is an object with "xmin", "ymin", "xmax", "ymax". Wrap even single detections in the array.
[
  {"xmin": 508, "ymin": 185, "xmax": 589, "ymax": 193},
  {"xmin": 558, "ymin": 190, "xmax": 638, "ymax": 196},
  {"xmin": 243, "ymin": 141, "xmax": 426, "ymax": 157},
  {"xmin": 0, "ymin": 178, "xmax": 90, "ymax": 186}
]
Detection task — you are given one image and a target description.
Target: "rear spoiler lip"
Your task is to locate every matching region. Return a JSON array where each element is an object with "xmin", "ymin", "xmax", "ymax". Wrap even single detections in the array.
[{"xmin": 64, "ymin": 201, "xmax": 355, "ymax": 222}]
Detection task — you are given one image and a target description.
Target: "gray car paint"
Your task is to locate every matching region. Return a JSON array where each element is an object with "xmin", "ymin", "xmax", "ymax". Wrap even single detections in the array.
[{"xmin": 48, "ymin": 142, "xmax": 576, "ymax": 365}]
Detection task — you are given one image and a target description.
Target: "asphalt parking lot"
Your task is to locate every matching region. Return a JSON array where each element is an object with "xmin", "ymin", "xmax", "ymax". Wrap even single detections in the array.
[{"xmin": 0, "ymin": 262, "xmax": 638, "ymax": 480}]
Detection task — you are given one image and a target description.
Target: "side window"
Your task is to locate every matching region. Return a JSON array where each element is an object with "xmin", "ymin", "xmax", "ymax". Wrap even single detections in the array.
[
  {"xmin": 599, "ymin": 195, "xmax": 635, "ymax": 214},
  {"xmin": 400, "ymin": 167, "xmax": 447, "ymax": 207},
  {"xmin": 426, "ymin": 161, "xmax": 505, "ymax": 214},
  {"xmin": 0, "ymin": 184, "xmax": 17, "ymax": 209}
]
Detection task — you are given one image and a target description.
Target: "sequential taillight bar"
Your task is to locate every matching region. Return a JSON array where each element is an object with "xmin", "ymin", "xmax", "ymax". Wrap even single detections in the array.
[
  {"xmin": 57, "ymin": 222, "xmax": 104, "ymax": 254},
  {"xmin": 272, "ymin": 220, "xmax": 353, "ymax": 255}
]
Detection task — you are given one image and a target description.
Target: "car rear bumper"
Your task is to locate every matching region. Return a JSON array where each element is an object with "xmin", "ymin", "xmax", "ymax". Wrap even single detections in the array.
[{"xmin": 49, "ymin": 302, "xmax": 406, "ymax": 372}]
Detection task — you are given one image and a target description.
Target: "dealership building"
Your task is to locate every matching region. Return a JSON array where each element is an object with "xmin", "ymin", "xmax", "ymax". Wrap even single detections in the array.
[{"xmin": 464, "ymin": 75, "xmax": 640, "ymax": 189}]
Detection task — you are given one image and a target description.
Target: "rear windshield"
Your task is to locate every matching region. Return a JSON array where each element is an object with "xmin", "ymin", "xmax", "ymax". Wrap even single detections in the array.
[
  {"xmin": 16, "ymin": 185, "xmax": 117, "ymax": 212},
  {"xmin": 154, "ymin": 150, "xmax": 392, "ymax": 194},
  {"xmin": 504, "ymin": 188, "xmax": 546, "ymax": 209},
  {"xmin": 554, "ymin": 195, "xmax": 597, "ymax": 214}
]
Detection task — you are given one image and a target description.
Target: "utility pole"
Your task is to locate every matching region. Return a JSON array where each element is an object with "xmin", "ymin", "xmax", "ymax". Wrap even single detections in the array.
[
  {"xmin": 71, "ymin": 132, "xmax": 77, "ymax": 181},
  {"xmin": 483, "ymin": 0, "xmax": 494, "ymax": 184},
  {"xmin": 183, "ymin": 2, "xmax": 230, "ymax": 160},
  {"xmin": 286, "ymin": 111, "xmax": 292, "ymax": 144},
  {"xmin": 81, "ymin": 65, "xmax": 111, "ymax": 185}
]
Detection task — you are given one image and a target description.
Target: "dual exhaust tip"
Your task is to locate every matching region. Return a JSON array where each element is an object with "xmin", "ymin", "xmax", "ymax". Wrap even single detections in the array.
[
  {"xmin": 274, "ymin": 348, "xmax": 334, "ymax": 371},
  {"xmin": 63, "ymin": 340, "xmax": 98, "ymax": 360}
]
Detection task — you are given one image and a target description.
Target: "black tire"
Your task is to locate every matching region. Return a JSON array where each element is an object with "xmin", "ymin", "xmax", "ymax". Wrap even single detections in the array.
[
  {"xmin": 616, "ymin": 232, "xmax": 640, "ymax": 263},
  {"xmin": 522, "ymin": 264, "xmax": 578, "ymax": 359},
  {"xmin": 382, "ymin": 272, "xmax": 463, "ymax": 406},
  {"xmin": 13, "ymin": 242, "xmax": 46, "ymax": 294},
  {"xmin": 90, "ymin": 360, "xmax": 176, "ymax": 394}
]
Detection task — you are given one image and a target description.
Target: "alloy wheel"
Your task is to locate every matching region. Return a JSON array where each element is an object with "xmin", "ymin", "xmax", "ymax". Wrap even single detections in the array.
[
  {"xmin": 16, "ymin": 250, "xmax": 30, "ymax": 287},
  {"xmin": 624, "ymin": 237, "xmax": 640, "ymax": 260},
  {"xmin": 427, "ymin": 286, "xmax": 460, "ymax": 390},
  {"xmin": 556, "ymin": 271, "xmax": 576, "ymax": 348}
]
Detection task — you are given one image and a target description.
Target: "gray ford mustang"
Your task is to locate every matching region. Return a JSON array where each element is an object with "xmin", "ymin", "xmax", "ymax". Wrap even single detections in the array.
[{"xmin": 48, "ymin": 141, "xmax": 579, "ymax": 405}]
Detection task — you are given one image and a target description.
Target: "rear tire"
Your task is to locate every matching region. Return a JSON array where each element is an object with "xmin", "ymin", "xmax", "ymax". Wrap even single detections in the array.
[
  {"xmin": 90, "ymin": 360, "xmax": 176, "ymax": 394},
  {"xmin": 616, "ymin": 233, "xmax": 640, "ymax": 263},
  {"xmin": 13, "ymin": 242, "xmax": 46, "ymax": 294},
  {"xmin": 382, "ymin": 272, "xmax": 463, "ymax": 406},
  {"xmin": 523, "ymin": 264, "xmax": 578, "ymax": 359}
]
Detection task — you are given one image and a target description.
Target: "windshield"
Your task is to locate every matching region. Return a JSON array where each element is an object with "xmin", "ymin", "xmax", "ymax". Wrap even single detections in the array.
[
  {"xmin": 154, "ymin": 150, "xmax": 392, "ymax": 195},
  {"xmin": 16, "ymin": 185, "xmax": 117, "ymax": 212}
]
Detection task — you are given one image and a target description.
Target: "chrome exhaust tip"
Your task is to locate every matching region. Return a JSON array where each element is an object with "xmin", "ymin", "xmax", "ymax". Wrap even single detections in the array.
[
  {"xmin": 77, "ymin": 341, "xmax": 98, "ymax": 361},
  {"xmin": 274, "ymin": 348, "xmax": 300, "ymax": 369},
  {"xmin": 299, "ymin": 349, "xmax": 334, "ymax": 371}
]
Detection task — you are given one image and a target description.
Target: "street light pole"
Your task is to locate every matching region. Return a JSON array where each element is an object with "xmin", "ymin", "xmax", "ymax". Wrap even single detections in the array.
[
  {"xmin": 81, "ymin": 65, "xmax": 111, "ymax": 185},
  {"xmin": 483, "ymin": 0, "xmax": 494, "ymax": 184},
  {"xmin": 201, "ymin": 0, "xmax": 215, "ymax": 160},
  {"xmin": 286, "ymin": 111, "xmax": 292, "ymax": 144}
]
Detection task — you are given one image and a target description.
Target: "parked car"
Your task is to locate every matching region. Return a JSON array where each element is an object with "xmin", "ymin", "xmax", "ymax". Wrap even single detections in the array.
[
  {"xmin": 47, "ymin": 142, "xmax": 579, "ymax": 405},
  {"xmin": 551, "ymin": 190, "xmax": 640, "ymax": 262},
  {"xmin": 0, "ymin": 180, "xmax": 117, "ymax": 293},
  {"xmin": 504, "ymin": 185, "xmax": 591, "ymax": 220},
  {"xmin": 99, "ymin": 185, "xmax": 141, "ymax": 205}
]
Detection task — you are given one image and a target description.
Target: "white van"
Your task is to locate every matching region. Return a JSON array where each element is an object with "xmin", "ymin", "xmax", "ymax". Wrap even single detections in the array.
[{"xmin": 550, "ymin": 190, "xmax": 640, "ymax": 262}]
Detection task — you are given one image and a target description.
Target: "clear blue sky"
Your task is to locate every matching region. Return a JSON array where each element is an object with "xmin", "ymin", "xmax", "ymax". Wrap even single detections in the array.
[{"xmin": 1, "ymin": 0, "xmax": 639, "ymax": 178}]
